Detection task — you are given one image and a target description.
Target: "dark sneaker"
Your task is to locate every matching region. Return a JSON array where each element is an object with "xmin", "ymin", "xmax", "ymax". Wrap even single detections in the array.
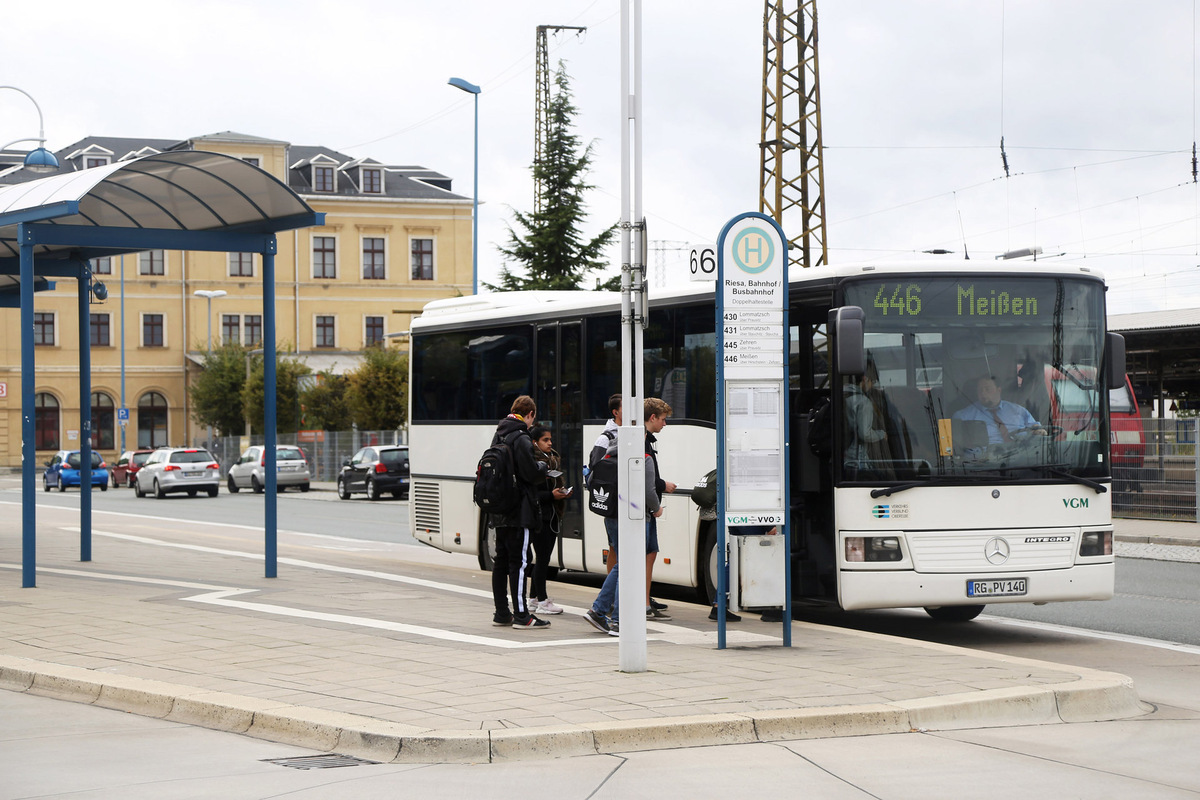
[
  {"xmin": 709, "ymin": 606, "xmax": 741, "ymax": 622},
  {"xmin": 647, "ymin": 607, "xmax": 671, "ymax": 621},
  {"xmin": 493, "ymin": 612, "xmax": 514, "ymax": 627},
  {"xmin": 513, "ymin": 615, "xmax": 551, "ymax": 629},
  {"xmin": 650, "ymin": 598, "xmax": 668, "ymax": 611},
  {"xmin": 607, "ymin": 619, "xmax": 620, "ymax": 636},
  {"xmin": 584, "ymin": 609, "xmax": 610, "ymax": 634}
]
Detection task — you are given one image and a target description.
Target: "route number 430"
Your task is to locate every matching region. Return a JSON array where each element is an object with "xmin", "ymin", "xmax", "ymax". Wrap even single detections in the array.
[{"xmin": 873, "ymin": 283, "xmax": 922, "ymax": 316}]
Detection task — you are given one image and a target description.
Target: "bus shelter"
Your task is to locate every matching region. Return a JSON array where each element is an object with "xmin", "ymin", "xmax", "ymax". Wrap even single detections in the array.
[{"xmin": 0, "ymin": 150, "xmax": 324, "ymax": 587}]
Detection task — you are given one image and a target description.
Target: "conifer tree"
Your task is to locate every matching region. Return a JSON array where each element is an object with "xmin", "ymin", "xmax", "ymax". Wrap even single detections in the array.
[{"xmin": 491, "ymin": 62, "xmax": 616, "ymax": 290}]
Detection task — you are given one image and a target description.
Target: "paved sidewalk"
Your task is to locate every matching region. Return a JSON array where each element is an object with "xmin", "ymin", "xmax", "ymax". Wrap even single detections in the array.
[{"xmin": 0, "ymin": 504, "xmax": 1166, "ymax": 764}]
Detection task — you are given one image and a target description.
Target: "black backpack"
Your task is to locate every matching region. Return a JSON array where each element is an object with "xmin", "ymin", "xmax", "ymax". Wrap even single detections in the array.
[
  {"xmin": 473, "ymin": 432, "xmax": 520, "ymax": 515},
  {"xmin": 587, "ymin": 452, "xmax": 619, "ymax": 518}
]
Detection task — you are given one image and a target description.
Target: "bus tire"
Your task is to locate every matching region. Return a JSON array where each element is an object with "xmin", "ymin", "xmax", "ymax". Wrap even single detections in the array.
[
  {"xmin": 924, "ymin": 605, "xmax": 984, "ymax": 622},
  {"xmin": 478, "ymin": 517, "xmax": 497, "ymax": 572},
  {"xmin": 697, "ymin": 521, "xmax": 718, "ymax": 605}
]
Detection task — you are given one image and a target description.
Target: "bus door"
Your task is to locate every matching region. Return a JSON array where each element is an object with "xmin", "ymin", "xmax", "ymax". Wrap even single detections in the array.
[{"xmin": 536, "ymin": 323, "xmax": 585, "ymax": 567}]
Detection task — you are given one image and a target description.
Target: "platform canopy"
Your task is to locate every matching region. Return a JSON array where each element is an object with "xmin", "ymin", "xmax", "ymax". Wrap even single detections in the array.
[{"xmin": 1, "ymin": 150, "xmax": 324, "ymax": 587}]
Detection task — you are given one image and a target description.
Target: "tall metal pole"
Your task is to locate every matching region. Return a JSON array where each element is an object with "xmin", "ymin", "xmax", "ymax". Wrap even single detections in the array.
[
  {"xmin": 120, "ymin": 256, "xmax": 126, "ymax": 453},
  {"xmin": 263, "ymin": 243, "xmax": 278, "ymax": 578},
  {"xmin": 471, "ymin": 91, "xmax": 479, "ymax": 296},
  {"xmin": 78, "ymin": 264, "xmax": 92, "ymax": 562},
  {"xmin": 618, "ymin": 0, "xmax": 647, "ymax": 672},
  {"xmin": 19, "ymin": 225, "xmax": 36, "ymax": 587}
]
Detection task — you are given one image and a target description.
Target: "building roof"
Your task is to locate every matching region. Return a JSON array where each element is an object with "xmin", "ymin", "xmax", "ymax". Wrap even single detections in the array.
[
  {"xmin": 1110, "ymin": 308, "xmax": 1200, "ymax": 332},
  {"xmin": 0, "ymin": 134, "xmax": 467, "ymax": 203}
]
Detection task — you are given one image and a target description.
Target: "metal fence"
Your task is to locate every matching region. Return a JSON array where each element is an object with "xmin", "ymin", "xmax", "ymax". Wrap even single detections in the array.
[
  {"xmin": 1114, "ymin": 418, "xmax": 1198, "ymax": 522},
  {"xmin": 206, "ymin": 429, "xmax": 406, "ymax": 483}
]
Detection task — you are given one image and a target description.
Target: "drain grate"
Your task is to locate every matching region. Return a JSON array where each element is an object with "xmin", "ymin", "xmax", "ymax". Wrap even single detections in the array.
[{"xmin": 263, "ymin": 754, "xmax": 379, "ymax": 770}]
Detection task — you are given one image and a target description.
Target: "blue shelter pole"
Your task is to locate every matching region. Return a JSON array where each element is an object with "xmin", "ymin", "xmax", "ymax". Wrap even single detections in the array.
[
  {"xmin": 263, "ymin": 242, "xmax": 277, "ymax": 578},
  {"xmin": 19, "ymin": 225, "xmax": 36, "ymax": 587},
  {"xmin": 78, "ymin": 263, "xmax": 92, "ymax": 562}
]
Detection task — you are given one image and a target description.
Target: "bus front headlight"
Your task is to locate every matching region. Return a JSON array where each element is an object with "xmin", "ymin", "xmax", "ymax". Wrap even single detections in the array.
[
  {"xmin": 1079, "ymin": 531, "xmax": 1112, "ymax": 557},
  {"xmin": 845, "ymin": 536, "xmax": 903, "ymax": 563}
]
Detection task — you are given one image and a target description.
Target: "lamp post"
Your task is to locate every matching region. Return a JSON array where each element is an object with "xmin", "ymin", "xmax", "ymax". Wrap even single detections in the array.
[
  {"xmin": 194, "ymin": 290, "xmax": 227, "ymax": 448},
  {"xmin": 1, "ymin": 86, "xmax": 59, "ymax": 173},
  {"xmin": 448, "ymin": 77, "xmax": 480, "ymax": 296}
]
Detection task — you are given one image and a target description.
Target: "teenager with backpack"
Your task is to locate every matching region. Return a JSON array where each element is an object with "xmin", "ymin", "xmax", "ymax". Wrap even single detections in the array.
[
  {"xmin": 528, "ymin": 424, "xmax": 569, "ymax": 616},
  {"xmin": 485, "ymin": 395, "xmax": 550, "ymax": 629}
]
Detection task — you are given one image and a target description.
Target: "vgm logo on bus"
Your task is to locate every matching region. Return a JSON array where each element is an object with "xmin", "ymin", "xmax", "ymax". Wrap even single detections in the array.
[
  {"xmin": 731, "ymin": 227, "xmax": 775, "ymax": 274},
  {"xmin": 1063, "ymin": 497, "xmax": 1089, "ymax": 509},
  {"xmin": 872, "ymin": 505, "xmax": 891, "ymax": 519}
]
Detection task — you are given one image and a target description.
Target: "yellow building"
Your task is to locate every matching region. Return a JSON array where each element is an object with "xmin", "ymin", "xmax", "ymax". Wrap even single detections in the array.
[{"xmin": 0, "ymin": 132, "xmax": 472, "ymax": 468}]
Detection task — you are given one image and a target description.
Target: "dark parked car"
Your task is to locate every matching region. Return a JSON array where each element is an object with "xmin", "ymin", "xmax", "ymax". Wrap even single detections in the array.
[{"xmin": 337, "ymin": 445, "xmax": 409, "ymax": 500}]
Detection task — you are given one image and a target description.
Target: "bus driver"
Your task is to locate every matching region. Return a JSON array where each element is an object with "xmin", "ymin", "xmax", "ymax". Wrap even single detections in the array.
[{"xmin": 954, "ymin": 376, "xmax": 1047, "ymax": 445}]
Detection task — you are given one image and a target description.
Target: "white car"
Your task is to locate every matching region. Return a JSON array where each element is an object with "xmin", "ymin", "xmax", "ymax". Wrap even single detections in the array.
[
  {"xmin": 227, "ymin": 445, "xmax": 311, "ymax": 493},
  {"xmin": 133, "ymin": 447, "xmax": 220, "ymax": 498}
]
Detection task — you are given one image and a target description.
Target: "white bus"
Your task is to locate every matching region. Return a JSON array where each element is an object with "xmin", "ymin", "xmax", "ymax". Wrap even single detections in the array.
[{"xmin": 408, "ymin": 262, "xmax": 1123, "ymax": 621}]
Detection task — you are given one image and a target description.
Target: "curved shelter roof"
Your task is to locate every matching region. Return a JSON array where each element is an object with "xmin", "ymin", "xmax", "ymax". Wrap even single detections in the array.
[{"xmin": 0, "ymin": 149, "xmax": 320, "ymax": 267}]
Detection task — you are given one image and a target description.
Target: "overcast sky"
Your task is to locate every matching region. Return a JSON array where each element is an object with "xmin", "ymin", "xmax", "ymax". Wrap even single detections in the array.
[{"xmin": 4, "ymin": 1, "xmax": 1199, "ymax": 315}]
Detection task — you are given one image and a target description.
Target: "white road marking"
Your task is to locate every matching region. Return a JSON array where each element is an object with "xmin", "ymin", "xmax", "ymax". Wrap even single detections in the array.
[
  {"xmin": 22, "ymin": 530, "xmax": 778, "ymax": 649},
  {"xmin": 982, "ymin": 614, "xmax": 1200, "ymax": 655}
]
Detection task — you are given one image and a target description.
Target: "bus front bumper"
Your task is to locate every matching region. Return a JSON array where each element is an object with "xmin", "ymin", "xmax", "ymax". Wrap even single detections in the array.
[{"xmin": 837, "ymin": 561, "xmax": 1115, "ymax": 611}]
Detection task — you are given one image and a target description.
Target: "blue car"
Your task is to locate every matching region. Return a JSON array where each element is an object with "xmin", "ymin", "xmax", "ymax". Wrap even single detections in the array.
[{"xmin": 43, "ymin": 449, "xmax": 109, "ymax": 493}]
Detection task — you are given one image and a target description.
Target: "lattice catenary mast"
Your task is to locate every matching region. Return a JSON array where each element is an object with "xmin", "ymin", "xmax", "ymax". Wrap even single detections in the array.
[
  {"xmin": 760, "ymin": 0, "xmax": 828, "ymax": 268},
  {"xmin": 535, "ymin": 24, "xmax": 587, "ymax": 214}
]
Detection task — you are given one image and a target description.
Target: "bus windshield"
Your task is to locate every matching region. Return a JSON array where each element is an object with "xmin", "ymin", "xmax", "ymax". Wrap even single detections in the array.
[{"xmin": 839, "ymin": 275, "xmax": 1109, "ymax": 482}]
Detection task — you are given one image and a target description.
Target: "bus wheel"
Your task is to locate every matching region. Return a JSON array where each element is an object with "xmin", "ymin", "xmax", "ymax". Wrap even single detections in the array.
[
  {"xmin": 696, "ymin": 521, "xmax": 718, "ymax": 604},
  {"xmin": 478, "ymin": 518, "xmax": 497, "ymax": 572},
  {"xmin": 924, "ymin": 605, "xmax": 984, "ymax": 622}
]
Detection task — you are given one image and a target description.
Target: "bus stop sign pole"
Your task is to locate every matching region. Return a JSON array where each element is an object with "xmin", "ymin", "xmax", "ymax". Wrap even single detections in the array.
[{"xmin": 715, "ymin": 212, "xmax": 791, "ymax": 649}]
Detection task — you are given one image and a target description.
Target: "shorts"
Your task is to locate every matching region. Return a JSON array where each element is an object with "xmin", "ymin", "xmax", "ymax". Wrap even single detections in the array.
[{"xmin": 603, "ymin": 515, "xmax": 659, "ymax": 555}]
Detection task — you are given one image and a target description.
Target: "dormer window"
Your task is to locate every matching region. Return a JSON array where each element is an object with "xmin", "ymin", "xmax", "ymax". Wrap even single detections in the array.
[
  {"xmin": 314, "ymin": 165, "xmax": 335, "ymax": 192},
  {"xmin": 85, "ymin": 156, "xmax": 109, "ymax": 169},
  {"xmin": 362, "ymin": 167, "xmax": 382, "ymax": 194}
]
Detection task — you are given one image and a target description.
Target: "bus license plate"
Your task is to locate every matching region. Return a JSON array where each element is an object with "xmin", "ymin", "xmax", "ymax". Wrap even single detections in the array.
[{"xmin": 967, "ymin": 578, "xmax": 1027, "ymax": 597}]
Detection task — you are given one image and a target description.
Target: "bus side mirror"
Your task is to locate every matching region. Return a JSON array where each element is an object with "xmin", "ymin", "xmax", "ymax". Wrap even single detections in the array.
[
  {"xmin": 1105, "ymin": 332, "xmax": 1126, "ymax": 391},
  {"xmin": 834, "ymin": 306, "xmax": 866, "ymax": 376}
]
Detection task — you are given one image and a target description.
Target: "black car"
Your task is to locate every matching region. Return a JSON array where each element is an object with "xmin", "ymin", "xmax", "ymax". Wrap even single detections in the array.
[{"xmin": 337, "ymin": 445, "xmax": 409, "ymax": 500}]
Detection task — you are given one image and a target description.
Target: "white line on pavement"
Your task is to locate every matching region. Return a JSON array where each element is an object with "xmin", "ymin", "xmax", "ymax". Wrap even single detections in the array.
[{"xmin": 982, "ymin": 615, "xmax": 1200, "ymax": 654}]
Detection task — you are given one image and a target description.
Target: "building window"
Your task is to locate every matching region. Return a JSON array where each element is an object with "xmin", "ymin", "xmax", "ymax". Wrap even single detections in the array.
[
  {"xmin": 139, "ymin": 250, "xmax": 165, "ymax": 276},
  {"xmin": 142, "ymin": 313, "xmax": 165, "ymax": 347},
  {"xmin": 85, "ymin": 156, "xmax": 109, "ymax": 169},
  {"xmin": 229, "ymin": 252, "xmax": 254, "ymax": 277},
  {"xmin": 314, "ymin": 165, "xmax": 335, "ymax": 192},
  {"xmin": 362, "ymin": 237, "xmax": 386, "ymax": 280},
  {"xmin": 411, "ymin": 238, "xmax": 434, "ymax": 281},
  {"xmin": 91, "ymin": 392, "xmax": 115, "ymax": 450},
  {"xmin": 137, "ymin": 391, "xmax": 168, "ymax": 449},
  {"xmin": 315, "ymin": 315, "xmax": 336, "ymax": 348},
  {"xmin": 313, "ymin": 236, "xmax": 336, "ymax": 279},
  {"xmin": 242, "ymin": 157, "xmax": 261, "ymax": 167},
  {"xmin": 33, "ymin": 312, "xmax": 55, "ymax": 346},
  {"xmin": 35, "ymin": 393, "xmax": 60, "ymax": 451},
  {"xmin": 365, "ymin": 316, "xmax": 385, "ymax": 347},
  {"xmin": 221, "ymin": 314, "xmax": 241, "ymax": 345},
  {"xmin": 92, "ymin": 257, "xmax": 112, "ymax": 275},
  {"xmin": 244, "ymin": 315, "xmax": 262, "ymax": 347},
  {"xmin": 362, "ymin": 167, "xmax": 382, "ymax": 193},
  {"xmin": 90, "ymin": 313, "xmax": 111, "ymax": 347}
]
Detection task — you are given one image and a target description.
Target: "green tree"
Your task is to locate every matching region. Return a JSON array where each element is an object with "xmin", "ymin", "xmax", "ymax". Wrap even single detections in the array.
[
  {"xmin": 491, "ymin": 62, "xmax": 616, "ymax": 291},
  {"xmin": 242, "ymin": 349, "xmax": 312, "ymax": 435},
  {"xmin": 189, "ymin": 341, "xmax": 251, "ymax": 436},
  {"xmin": 298, "ymin": 371, "xmax": 352, "ymax": 431},
  {"xmin": 346, "ymin": 346, "xmax": 408, "ymax": 430}
]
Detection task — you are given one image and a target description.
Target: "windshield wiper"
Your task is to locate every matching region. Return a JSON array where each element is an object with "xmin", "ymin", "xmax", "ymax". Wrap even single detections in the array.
[
  {"xmin": 1005, "ymin": 463, "xmax": 1108, "ymax": 493},
  {"xmin": 869, "ymin": 475, "xmax": 996, "ymax": 498}
]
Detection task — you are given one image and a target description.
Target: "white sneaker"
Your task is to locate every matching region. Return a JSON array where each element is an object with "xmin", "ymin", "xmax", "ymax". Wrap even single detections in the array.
[{"xmin": 536, "ymin": 599, "xmax": 564, "ymax": 615}]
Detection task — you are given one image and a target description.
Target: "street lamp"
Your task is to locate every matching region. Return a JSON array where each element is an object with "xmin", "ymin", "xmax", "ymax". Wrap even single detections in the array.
[
  {"xmin": 1, "ymin": 86, "xmax": 59, "ymax": 173},
  {"xmin": 194, "ymin": 290, "xmax": 227, "ymax": 448},
  {"xmin": 448, "ymin": 77, "xmax": 481, "ymax": 296}
]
